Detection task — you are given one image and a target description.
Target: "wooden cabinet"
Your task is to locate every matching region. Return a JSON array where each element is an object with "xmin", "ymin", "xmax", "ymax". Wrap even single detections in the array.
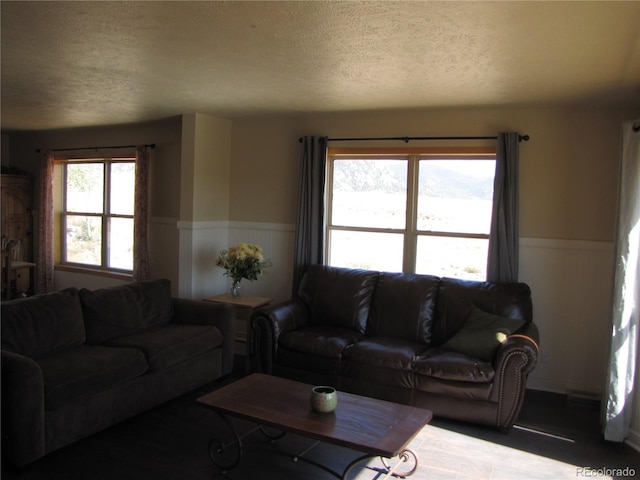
[
  {"xmin": 1, "ymin": 174, "xmax": 35, "ymax": 298},
  {"xmin": 1, "ymin": 174, "xmax": 33, "ymax": 261}
]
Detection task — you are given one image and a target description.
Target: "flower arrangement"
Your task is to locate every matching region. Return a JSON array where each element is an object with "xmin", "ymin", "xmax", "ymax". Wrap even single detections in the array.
[{"xmin": 215, "ymin": 243, "xmax": 272, "ymax": 296}]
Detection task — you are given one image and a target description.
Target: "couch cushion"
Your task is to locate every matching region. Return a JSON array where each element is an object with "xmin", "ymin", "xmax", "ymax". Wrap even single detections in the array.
[
  {"xmin": 414, "ymin": 347, "xmax": 495, "ymax": 383},
  {"xmin": 432, "ymin": 277, "xmax": 532, "ymax": 345},
  {"xmin": 442, "ymin": 306, "xmax": 525, "ymax": 362},
  {"xmin": 298, "ymin": 265, "xmax": 379, "ymax": 334},
  {"xmin": 80, "ymin": 279, "xmax": 174, "ymax": 344},
  {"xmin": 278, "ymin": 326, "xmax": 363, "ymax": 359},
  {"xmin": 1, "ymin": 288, "xmax": 85, "ymax": 359},
  {"xmin": 368, "ymin": 272, "xmax": 439, "ymax": 344},
  {"xmin": 38, "ymin": 345, "xmax": 149, "ymax": 410},
  {"xmin": 105, "ymin": 324, "xmax": 223, "ymax": 371},
  {"xmin": 341, "ymin": 338, "xmax": 424, "ymax": 392},
  {"xmin": 342, "ymin": 337, "xmax": 426, "ymax": 371}
]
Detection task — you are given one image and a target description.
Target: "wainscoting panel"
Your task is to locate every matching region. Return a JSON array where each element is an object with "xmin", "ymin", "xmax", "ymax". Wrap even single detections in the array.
[
  {"xmin": 227, "ymin": 222, "xmax": 295, "ymax": 303},
  {"xmin": 177, "ymin": 221, "xmax": 295, "ymax": 303},
  {"xmin": 519, "ymin": 238, "xmax": 615, "ymax": 396},
  {"xmin": 177, "ymin": 220, "xmax": 230, "ymax": 300}
]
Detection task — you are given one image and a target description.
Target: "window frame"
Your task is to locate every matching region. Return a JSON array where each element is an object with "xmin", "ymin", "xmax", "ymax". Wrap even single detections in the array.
[
  {"xmin": 325, "ymin": 146, "xmax": 496, "ymax": 277},
  {"xmin": 56, "ymin": 155, "xmax": 136, "ymax": 278}
]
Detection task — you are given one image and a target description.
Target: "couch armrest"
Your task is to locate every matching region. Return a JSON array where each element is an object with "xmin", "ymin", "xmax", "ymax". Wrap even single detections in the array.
[
  {"xmin": 251, "ymin": 299, "xmax": 309, "ymax": 374},
  {"xmin": 171, "ymin": 298, "xmax": 235, "ymax": 376},
  {"xmin": 1, "ymin": 350, "xmax": 46, "ymax": 467},
  {"xmin": 490, "ymin": 322, "xmax": 540, "ymax": 430}
]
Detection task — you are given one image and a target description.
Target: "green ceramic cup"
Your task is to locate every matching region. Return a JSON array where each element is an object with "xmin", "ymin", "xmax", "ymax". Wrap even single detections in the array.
[{"xmin": 310, "ymin": 386, "xmax": 337, "ymax": 413}]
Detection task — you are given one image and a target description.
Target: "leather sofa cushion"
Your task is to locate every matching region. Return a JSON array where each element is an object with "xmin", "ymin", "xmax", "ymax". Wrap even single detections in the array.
[
  {"xmin": 106, "ymin": 324, "xmax": 223, "ymax": 372},
  {"xmin": 368, "ymin": 272, "xmax": 439, "ymax": 344},
  {"xmin": 341, "ymin": 338, "xmax": 423, "ymax": 391},
  {"xmin": 432, "ymin": 277, "xmax": 532, "ymax": 345},
  {"xmin": 298, "ymin": 265, "xmax": 378, "ymax": 334},
  {"xmin": 80, "ymin": 279, "xmax": 174, "ymax": 344},
  {"xmin": 38, "ymin": 345, "xmax": 149, "ymax": 410},
  {"xmin": 414, "ymin": 347, "xmax": 495, "ymax": 383},
  {"xmin": 278, "ymin": 326, "xmax": 363, "ymax": 358},
  {"xmin": 413, "ymin": 375, "xmax": 492, "ymax": 401},
  {"xmin": 1, "ymin": 288, "xmax": 85, "ymax": 359},
  {"xmin": 276, "ymin": 348, "xmax": 343, "ymax": 376},
  {"xmin": 342, "ymin": 338, "xmax": 427, "ymax": 371}
]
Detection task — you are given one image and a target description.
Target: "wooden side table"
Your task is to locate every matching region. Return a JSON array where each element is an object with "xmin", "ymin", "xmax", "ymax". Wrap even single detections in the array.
[{"xmin": 203, "ymin": 293, "xmax": 272, "ymax": 372}]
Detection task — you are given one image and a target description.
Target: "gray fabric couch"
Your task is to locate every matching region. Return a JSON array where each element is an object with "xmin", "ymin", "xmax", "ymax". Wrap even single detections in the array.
[{"xmin": 1, "ymin": 279, "xmax": 234, "ymax": 467}]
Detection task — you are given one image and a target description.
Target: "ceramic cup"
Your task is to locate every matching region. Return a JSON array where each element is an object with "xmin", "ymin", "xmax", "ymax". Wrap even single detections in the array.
[{"xmin": 310, "ymin": 386, "xmax": 337, "ymax": 413}]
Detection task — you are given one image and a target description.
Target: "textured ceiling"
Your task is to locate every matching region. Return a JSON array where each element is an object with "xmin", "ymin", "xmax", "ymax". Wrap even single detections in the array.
[{"xmin": 1, "ymin": 1, "xmax": 639, "ymax": 131}]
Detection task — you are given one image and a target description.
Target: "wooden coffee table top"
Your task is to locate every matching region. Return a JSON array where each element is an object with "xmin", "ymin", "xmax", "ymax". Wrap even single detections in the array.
[{"xmin": 197, "ymin": 373, "xmax": 432, "ymax": 458}]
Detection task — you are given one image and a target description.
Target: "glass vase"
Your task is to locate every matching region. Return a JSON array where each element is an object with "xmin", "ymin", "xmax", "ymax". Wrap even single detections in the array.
[{"xmin": 230, "ymin": 280, "xmax": 242, "ymax": 298}]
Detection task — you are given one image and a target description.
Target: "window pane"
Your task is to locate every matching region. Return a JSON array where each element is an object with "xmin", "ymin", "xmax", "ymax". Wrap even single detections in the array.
[
  {"xmin": 65, "ymin": 215, "xmax": 102, "ymax": 265},
  {"xmin": 109, "ymin": 217, "xmax": 133, "ymax": 270},
  {"xmin": 417, "ymin": 159, "xmax": 495, "ymax": 234},
  {"xmin": 328, "ymin": 230, "xmax": 403, "ymax": 272},
  {"xmin": 110, "ymin": 162, "xmax": 135, "ymax": 215},
  {"xmin": 416, "ymin": 236, "xmax": 488, "ymax": 281},
  {"xmin": 332, "ymin": 159, "xmax": 407, "ymax": 229},
  {"xmin": 66, "ymin": 163, "xmax": 104, "ymax": 213}
]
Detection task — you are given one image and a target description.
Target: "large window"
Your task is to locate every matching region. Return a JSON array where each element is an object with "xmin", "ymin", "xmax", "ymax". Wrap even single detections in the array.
[
  {"xmin": 326, "ymin": 149, "xmax": 496, "ymax": 280},
  {"xmin": 58, "ymin": 157, "xmax": 136, "ymax": 274}
]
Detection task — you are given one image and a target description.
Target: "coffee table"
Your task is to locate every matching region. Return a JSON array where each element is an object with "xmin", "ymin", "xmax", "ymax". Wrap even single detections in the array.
[{"xmin": 197, "ymin": 373, "xmax": 433, "ymax": 479}]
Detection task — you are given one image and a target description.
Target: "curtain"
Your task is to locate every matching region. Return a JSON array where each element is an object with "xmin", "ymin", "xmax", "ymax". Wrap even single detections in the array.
[
  {"xmin": 487, "ymin": 132, "xmax": 520, "ymax": 283},
  {"xmin": 133, "ymin": 145, "xmax": 151, "ymax": 282},
  {"xmin": 292, "ymin": 136, "xmax": 327, "ymax": 295},
  {"xmin": 604, "ymin": 120, "xmax": 640, "ymax": 442},
  {"xmin": 36, "ymin": 151, "xmax": 55, "ymax": 293}
]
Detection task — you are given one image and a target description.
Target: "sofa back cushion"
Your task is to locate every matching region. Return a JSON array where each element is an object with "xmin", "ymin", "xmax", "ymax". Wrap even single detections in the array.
[
  {"xmin": 298, "ymin": 265, "xmax": 379, "ymax": 334},
  {"xmin": 80, "ymin": 279, "xmax": 174, "ymax": 344},
  {"xmin": 432, "ymin": 277, "xmax": 532, "ymax": 345},
  {"xmin": 1, "ymin": 288, "xmax": 85, "ymax": 359},
  {"xmin": 368, "ymin": 272, "xmax": 440, "ymax": 344}
]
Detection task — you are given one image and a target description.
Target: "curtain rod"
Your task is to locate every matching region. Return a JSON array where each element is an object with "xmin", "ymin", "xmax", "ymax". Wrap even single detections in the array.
[
  {"xmin": 36, "ymin": 143, "xmax": 156, "ymax": 153},
  {"xmin": 298, "ymin": 135, "xmax": 530, "ymax": 143}
]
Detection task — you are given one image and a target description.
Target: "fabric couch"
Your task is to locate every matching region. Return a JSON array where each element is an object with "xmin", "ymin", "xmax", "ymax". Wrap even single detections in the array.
[
  {"xmin": 1, "ymin": 279, "xmax": 234, "ymax": 467},
  {"xmin": 252, "ymin": 265, "xmax": 539, "ymax": 431}
]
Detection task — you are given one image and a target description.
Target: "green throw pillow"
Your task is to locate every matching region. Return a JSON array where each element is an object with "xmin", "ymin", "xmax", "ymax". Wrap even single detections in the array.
[{"xmin": 443, "ymin": 306, "xmax": 525, "ymax": 362}]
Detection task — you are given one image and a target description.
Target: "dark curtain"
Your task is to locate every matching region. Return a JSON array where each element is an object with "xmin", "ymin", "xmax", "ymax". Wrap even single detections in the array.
[
  {"xmin": 133, "ymin": 146, "xmax": 151, "ymax": 281},
  {"xmin": 292, "ymin": 136, "xmax": 327, "ymax": 295},
  {"xmin": 487, "ymin": 132, "xmax": 520, "ymax": 283},
  {"xmin": 36, "ymin": 151, "xmax": 54, "ymax": 293}
]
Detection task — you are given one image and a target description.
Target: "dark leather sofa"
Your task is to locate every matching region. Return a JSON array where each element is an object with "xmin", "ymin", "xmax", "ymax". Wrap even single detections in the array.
[
  {"xmin": 252, "ymin": 265, "xmax": 539, "ymax": 431},
  {"xmin": 1, "ymin": 279, "xmax": 234, "ymax": 466}
]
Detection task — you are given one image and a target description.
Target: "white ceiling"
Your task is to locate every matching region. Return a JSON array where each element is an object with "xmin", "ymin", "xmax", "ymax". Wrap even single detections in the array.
[{"xmin": 2, "ymin": 1, "xmax": 639, "ymax": 132}]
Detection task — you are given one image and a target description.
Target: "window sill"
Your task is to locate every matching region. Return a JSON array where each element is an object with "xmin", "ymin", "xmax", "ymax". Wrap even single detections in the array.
[{"xmin": 55, "ymin": 264, "xmax": 133, "ymax": 281}]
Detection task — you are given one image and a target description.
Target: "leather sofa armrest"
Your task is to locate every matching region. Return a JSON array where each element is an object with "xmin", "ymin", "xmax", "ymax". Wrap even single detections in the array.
[
  {"xmin": 490, "ymin": 322, "xmax": 540, "ymax": 430},
  {"xmin": 171, "ymin": 298, "xmax": 235, "ymax": 376},
  {"xmin": 1, "ymin": 349, "xmax": 46, "ymax": 467},
  {"xmin": 251, "ymin": 299, "xmax": 309, "ymax": 374}
]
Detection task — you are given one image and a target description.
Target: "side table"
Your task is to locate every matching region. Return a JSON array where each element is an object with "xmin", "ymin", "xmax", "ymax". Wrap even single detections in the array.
[{"xmin": 203, "ymin": 294, "xmax": 272, "ymax": 372}]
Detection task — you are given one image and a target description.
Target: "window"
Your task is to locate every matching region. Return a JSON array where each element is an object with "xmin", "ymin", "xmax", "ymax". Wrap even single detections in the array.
[
  {"xmin": 326, "ymin": 148, "xmax": 496, "ymax": 280},
  {"xmin": 57, "ymin": 157, "xmax": 136, "ymax": 274}
]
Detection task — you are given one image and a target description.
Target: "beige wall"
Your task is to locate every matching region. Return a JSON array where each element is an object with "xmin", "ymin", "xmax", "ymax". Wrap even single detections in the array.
[
  {"xmin": 180, "ymin": 113, "xmax": 232, "ymax": 222},
  {"xmin": 4, "ymin": 116, "xmax": 184, "ymax": 293},
  {"xmin": 229, "ymin": 106, "xmax": 637, "ymax": 242}
]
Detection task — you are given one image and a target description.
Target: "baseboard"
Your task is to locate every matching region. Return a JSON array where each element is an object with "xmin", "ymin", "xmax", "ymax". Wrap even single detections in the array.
[{"xmin": 626, "ymin": 428, "xmax": 640, "ymax": 453}]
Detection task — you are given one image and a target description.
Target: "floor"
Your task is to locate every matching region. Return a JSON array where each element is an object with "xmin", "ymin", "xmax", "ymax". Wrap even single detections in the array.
[{"xmin": 3, "ymin": 371, "xmax": 639, "ymax": 480}]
